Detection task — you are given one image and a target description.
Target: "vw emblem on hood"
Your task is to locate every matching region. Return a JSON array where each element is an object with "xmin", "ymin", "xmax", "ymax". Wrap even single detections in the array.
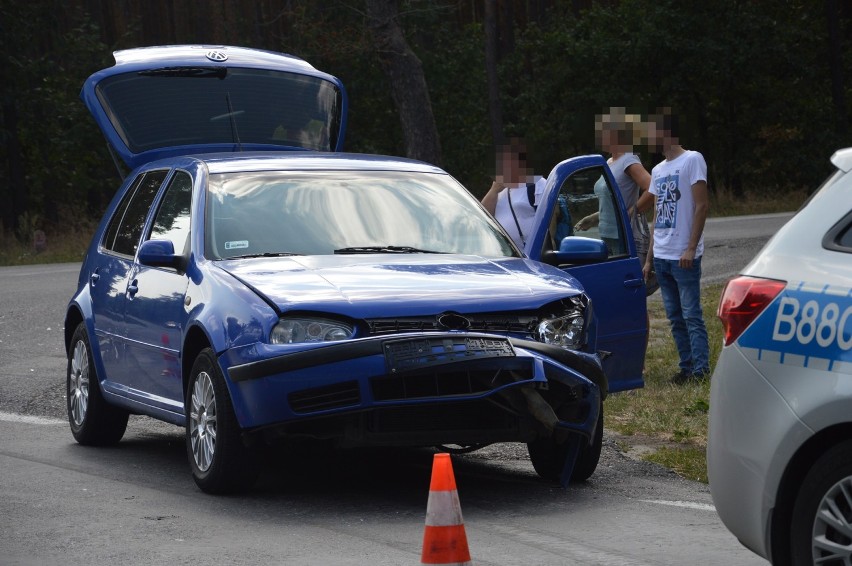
[
  {"xmin": 206, "ymin": 50, "xmax": 228, "ymax": 62},
  {"xmin": 437, "ymin": 312, "xmax": 471, "ymax": 331}
]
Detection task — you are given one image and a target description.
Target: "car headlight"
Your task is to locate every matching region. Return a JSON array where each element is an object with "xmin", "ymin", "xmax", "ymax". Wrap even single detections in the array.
[
  {"xmin": 533, "ymin": 296, "xmax": 588, "ymax": 350},
  {"xmin": 534, "ymin": 316, "xmax": 585, "ymax": 349},
  {"xmin": 270, "ymin": 318, "xmax": 354, "ymax": 344}
]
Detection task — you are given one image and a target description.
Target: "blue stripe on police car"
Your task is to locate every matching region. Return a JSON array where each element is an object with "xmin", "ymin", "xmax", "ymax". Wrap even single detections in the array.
[{"xmin": 737, "ymin": 281, "xmax": 852, "ymax": 373}]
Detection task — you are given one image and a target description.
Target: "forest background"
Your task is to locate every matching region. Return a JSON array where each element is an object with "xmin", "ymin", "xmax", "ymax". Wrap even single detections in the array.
[{"xmin": 1, "ymin": 0, "xmax": 850, "ymax": 247}]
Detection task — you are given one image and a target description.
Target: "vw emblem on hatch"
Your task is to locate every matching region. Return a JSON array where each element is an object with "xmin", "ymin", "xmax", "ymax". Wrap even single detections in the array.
[
  {"xmin": 206, "ymin": 50, "xmax": 228, "ymax": 62},
  {"xmin": 437, "ymin": 312, "xmax": 471, "ymax": 331}
]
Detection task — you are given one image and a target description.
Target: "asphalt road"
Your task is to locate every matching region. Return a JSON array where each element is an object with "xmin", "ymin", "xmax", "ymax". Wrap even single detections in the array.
[
  {"xmin": 0, "ymin": 213, "xmax": 792, "ymax": 565},
  {"xmin": 701, "ymin": 212, "xmax": 795, "ymax": 285}
]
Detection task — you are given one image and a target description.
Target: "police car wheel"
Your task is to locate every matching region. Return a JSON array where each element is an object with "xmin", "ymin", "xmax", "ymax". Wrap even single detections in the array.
[{"xmin": 790, "ymin": 440, "xmax": 852, "ymax": 564}]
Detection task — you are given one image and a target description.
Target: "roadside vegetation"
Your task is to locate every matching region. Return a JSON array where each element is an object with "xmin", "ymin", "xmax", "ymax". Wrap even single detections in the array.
[
  {"xmin": 0, "ymin": 210, "xmax": 96, "ymax": 266},
  {"xmin": 3, "ymin": 2, "xmax": 845, "ymax": 255}
]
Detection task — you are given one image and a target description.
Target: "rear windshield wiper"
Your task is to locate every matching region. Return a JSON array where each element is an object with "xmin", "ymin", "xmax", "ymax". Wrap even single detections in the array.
[
  {"xmin": 224, "ymin": 252, "xmax": 301, "ymax": 260},
  {"xmin": 333, "ymin": 246, "xmax": 443, "ymax": 254},
  {"xmin": 139, "ymin": 67, "xmax": 228, "ymax": 79}
]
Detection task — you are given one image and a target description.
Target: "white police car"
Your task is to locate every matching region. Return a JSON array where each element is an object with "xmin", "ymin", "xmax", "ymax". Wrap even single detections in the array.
[{"xmin": 708, "ymin": 148, "xmax": 852, "ymax": 564}]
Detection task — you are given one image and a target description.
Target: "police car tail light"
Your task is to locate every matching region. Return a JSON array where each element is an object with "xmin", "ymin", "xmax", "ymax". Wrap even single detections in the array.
[{"xmin": 718, "ymin": 276, "xmax": 786, "ymax": 346}]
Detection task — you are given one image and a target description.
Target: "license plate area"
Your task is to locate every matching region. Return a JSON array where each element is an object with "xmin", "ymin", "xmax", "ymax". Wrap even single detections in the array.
[{"xmin": 384, "ymin": 336, "xmax": 515, "ymax": 374}]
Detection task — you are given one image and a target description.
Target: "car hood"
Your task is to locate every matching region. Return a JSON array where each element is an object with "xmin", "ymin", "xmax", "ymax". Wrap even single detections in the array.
[
  {"xmin": 215, "ymin": 254, "xmax": 583, "ymax": 317},
  {"xmin": 81, "ymin": 45, "xmax": 347, "ymax": 171}
]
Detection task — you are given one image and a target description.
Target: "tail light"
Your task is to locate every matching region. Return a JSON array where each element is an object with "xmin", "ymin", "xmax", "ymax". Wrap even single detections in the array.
[{"xmin": 718, "ymin": 276, "xmax": 787, "ymax": 346}]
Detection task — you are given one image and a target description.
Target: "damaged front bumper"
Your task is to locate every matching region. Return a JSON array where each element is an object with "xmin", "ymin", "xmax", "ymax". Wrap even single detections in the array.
[{"xmin": 219, "ymin": 333, "xmax": 604, "ymax": 451}]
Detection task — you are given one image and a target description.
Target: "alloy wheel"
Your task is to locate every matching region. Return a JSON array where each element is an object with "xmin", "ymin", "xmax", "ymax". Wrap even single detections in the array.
[
  {"xmin": 189, "ymin": 371, "xmax": 217, "ymax": 472},
  {"xmin": 69, "ymin": 340, "xmax": 90, "ymax": 426},
  {"xmin": 812, "ymin": 476, "xmax": 852, "ymax": 562}
]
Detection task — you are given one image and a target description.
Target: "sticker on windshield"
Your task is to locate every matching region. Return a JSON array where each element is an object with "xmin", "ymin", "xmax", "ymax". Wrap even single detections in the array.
[
  {"xmin": 738, "ymin": 281, "xmax": 852, "ymax": 374},
  {"xmin": 225, "ymin": 240, "xmax": 249, "ymax": 250}
]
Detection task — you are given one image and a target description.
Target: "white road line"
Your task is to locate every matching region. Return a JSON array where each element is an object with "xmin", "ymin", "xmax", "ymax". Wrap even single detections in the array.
[
  {"xmin": 484, "ymin": 522, "xmax": 658, "ymax": 566},
  {"xmin": 639, "ymin": 499, "xmax": 716, "ymax": 512},
  {"xmin": 0, "ymin": 411, "xmax": 65, "ymax": 426}
]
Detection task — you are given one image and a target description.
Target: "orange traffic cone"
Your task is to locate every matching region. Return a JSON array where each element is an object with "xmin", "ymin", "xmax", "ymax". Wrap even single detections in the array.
[{"xmin": 421, "ymin": 453, "xmax": 472, "ymax": 565}]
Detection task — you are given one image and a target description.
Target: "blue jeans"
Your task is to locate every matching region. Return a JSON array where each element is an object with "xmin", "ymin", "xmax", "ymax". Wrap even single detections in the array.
[{"xmin": 654, "ymin": 257, "xmax": 710, "ymax": 374}]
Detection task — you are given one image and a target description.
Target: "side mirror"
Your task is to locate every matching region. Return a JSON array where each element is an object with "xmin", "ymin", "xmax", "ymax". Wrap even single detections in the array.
[
  {"xmin": 541, "ymin": 236, "xmax": 608, "ymax": 266},
  {"xmin": 138, "ymin": 239, "xmax": 185, "ymax": 270}
]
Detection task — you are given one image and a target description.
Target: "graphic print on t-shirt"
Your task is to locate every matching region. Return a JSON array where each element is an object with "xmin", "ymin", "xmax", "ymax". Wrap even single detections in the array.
[{"xmin": 654, "ymin": 170, "xmax": 682, "ymax": 229}]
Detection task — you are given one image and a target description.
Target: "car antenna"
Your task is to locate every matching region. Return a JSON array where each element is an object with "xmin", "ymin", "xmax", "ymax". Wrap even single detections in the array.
[{"xmin": 225, "ymin": 92, "xmax": 242, "ymax": 152}]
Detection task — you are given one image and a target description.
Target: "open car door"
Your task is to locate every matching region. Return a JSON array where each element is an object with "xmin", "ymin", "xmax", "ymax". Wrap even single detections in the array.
[{"xmin": 527, "ymin": 155, "xmax": 648, "ymax": 393}]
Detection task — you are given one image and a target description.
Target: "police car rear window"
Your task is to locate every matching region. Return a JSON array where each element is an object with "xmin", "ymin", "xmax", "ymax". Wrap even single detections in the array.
[{"xmin": 824, "ymin": 211, "xmax": 852, "ymax": 253}]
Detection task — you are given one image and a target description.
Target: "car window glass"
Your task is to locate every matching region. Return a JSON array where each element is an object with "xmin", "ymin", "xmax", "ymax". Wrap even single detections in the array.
[
  {"xmin": 102, "ymin": 173, "xmax": 145, "ymax": 252},
  {"xmin": 839, "ymin": 224, "xmax": 852, "ymax": 248},
  {"xmin": 149, "ymin": 170, "xmax": 192, "ymax": 254},
  {"xmin": 205, "ymin": 170, "xmax": 516, "ymax": 259},
  {"xmin": 96, "ymin": 68, "xmax": 341, "ymax": 152},
  {"xmin": 108, "ymin": 170, "xmax": 168, "ymax": 257},
  {"xmin": 544, "ymin": 166, "xmax": 627, "ymax": 258}
]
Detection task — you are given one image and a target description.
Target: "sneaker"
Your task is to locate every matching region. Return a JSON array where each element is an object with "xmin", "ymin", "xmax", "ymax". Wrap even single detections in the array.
[
  {"xmin": 671, "ymin": 369, "xmax": 693, "ymax": 384},
  {"xmin": 671, "ymin": 369, "xmax": 710, "ymax": 384},
  {"xmin": 690, "ymin": 369, "xmax": 711, "ymax": 382}
]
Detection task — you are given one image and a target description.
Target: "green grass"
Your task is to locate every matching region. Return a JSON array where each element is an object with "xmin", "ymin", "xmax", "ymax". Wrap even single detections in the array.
[
  {"xmin": 645, "ymin": 446, "xmax": 709, "ymax": 484},
  {"xmin": 605, "ymin": 283, "xmax": 725, "ymax": 483}
]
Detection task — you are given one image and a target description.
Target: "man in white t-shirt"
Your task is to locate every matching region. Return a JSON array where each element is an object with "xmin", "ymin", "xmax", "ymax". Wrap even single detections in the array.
[
  {"xmin": 481, "ymin": 138, "xmax": 547, "ymax": 249},
  {"xmin": 642, "ymin": 109, "xmax": 711, "ymax": 384}
]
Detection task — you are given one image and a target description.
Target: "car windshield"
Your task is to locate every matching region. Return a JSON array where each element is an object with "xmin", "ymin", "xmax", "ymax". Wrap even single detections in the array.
[
  {"xmin": 95, "ymin": 67, "xmax": 342, "ymax": 152},
  {"xmin": 205, "ymin": 170, "xmax": 518, "ymax": 259}
]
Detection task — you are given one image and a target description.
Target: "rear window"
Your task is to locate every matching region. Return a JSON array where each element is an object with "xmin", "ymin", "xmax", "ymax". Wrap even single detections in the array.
[{"xmin": 96, "ymin": 67, "xmax": 342, "ymax": 153}]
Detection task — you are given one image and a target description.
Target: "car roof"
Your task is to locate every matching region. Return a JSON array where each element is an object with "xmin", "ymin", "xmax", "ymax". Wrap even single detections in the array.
[
  {"xmin": 831, "ymin": 147, "xmax": 852, "ymax": 173},
  {"xmin": 150, "ymin": 151, "xmax": 449, "ymax": 175}
]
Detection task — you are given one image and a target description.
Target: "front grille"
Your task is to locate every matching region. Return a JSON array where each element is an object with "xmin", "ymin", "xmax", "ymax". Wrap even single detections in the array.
[
  {"xmin": 371, "ymin": 359, "xmax": 532, "ymax": 401},
  {"xmin": 366, "ymin": 313, "xmax": 537, "ymax": 336},
  {"xmin": 288, "ymin": 381, "xmax": 360, "ymax": 413}
]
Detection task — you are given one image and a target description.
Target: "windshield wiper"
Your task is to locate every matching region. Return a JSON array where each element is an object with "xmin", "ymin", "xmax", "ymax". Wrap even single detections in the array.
[
  {"xmin": 225, "ymin": 252, "xmax": 301, "ymax": 260},
  {"xmin": 333, "ymin": 246, "xmax": 443, "ymax": 254}
]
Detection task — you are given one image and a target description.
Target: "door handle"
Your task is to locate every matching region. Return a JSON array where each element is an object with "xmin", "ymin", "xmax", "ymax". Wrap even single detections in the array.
[{"xmin": 624, "ymin": 277, "xmax": 644, "ymax": 288}]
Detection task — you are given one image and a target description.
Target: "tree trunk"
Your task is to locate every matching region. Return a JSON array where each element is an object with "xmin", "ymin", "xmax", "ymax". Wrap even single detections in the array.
[
  {"xmin": 484, "ymin": 0, "xmax": 504, "ymax": 147},
  {"xmin": 365, "ymin": 0, "xmax": 442, "ymax": 166}
]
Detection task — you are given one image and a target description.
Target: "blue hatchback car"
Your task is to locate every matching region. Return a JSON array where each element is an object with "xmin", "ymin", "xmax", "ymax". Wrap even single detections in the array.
[{"xmin": 65, "ymin": 45, "xmax": 648, "ymax": 493}]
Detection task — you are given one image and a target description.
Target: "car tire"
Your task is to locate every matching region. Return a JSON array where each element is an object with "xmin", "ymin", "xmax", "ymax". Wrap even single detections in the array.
[
  {"xmin": 528, "ymin": 404, "xmax": 603, "ymax": 483},
  {"xmin": 66, "ymin": 323, "xmax": 129, "ymax": 445},
  {"xmin": 790, "ymin": 440, "xmax": 852, "ymax": 564},
  {"xmin": 185, "ymin": 348, "xmax": 258, "ymax": 494}
]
